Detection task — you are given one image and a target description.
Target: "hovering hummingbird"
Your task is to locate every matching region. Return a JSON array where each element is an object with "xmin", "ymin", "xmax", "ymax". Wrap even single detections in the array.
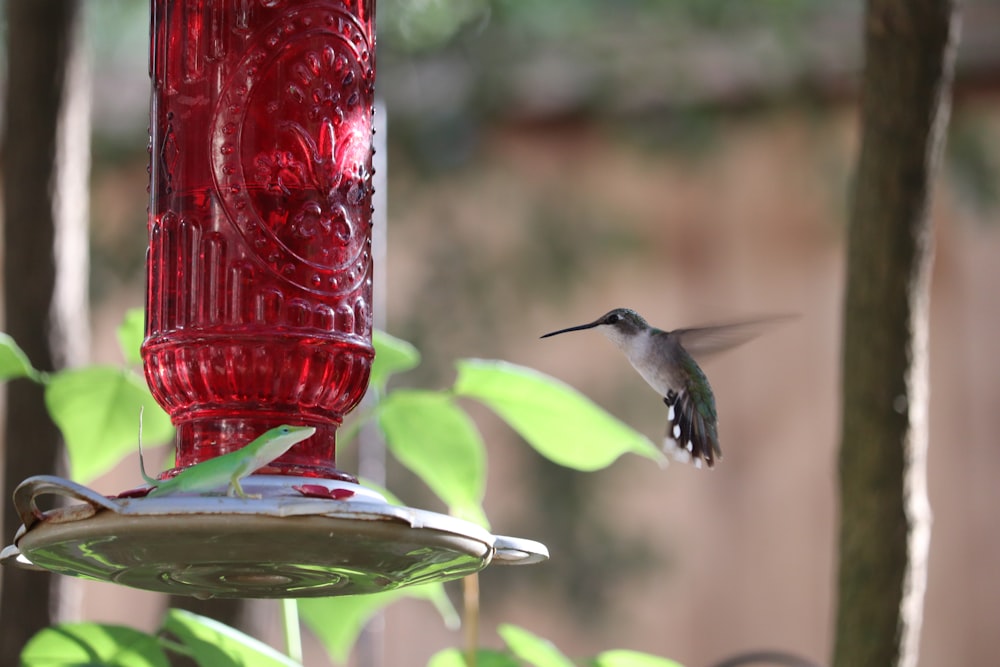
[{"xmin": 541, "ymin": 308, "xmax": 789, "ymax": 469}]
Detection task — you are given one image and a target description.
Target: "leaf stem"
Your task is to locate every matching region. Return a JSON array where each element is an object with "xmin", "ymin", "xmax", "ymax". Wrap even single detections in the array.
[
  {"xmin": 463, "ymin": 573, "xmax": 480, "ymax": 667},
  {"xmin": 281, "ymin": 598, "xmax": 303, "ymax": 664}
]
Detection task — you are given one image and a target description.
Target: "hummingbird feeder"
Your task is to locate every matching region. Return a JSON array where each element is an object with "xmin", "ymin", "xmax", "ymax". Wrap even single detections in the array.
[{"xmin": 2, "ymin": 0, "xmax": 546, "ymax": 598}]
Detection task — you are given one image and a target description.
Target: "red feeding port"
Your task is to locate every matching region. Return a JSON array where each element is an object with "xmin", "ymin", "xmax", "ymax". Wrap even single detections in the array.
[{"xmin": 143, "ymin": 1, "xmax": 376, "ymax": 480}]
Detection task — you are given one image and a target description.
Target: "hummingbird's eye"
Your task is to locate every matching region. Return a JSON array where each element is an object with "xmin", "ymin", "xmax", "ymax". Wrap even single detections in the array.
[{"xmin": 607, "ymin": 313, "xmax": 620, "ymax": 324}]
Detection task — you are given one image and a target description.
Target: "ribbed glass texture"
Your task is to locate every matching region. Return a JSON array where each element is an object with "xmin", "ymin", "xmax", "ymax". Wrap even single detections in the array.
[{"xmin": 144, "ymin": 0, "xmax": 376, "ymax": 479}]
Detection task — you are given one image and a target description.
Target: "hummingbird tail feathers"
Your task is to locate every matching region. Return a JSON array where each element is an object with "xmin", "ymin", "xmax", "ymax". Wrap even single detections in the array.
[{"xmin": 663, "ymin": 390, "xmax": 721, "ymax": 469}]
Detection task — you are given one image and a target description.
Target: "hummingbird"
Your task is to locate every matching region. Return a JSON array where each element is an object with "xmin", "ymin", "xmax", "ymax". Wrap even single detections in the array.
[{"xmin": 541, "ymin": 308, "xmax": 789, "ymax": 469}]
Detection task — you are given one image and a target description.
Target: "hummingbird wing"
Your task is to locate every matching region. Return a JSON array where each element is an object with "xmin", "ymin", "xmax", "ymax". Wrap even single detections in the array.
[
  {"xmin": 672, "ymin": 314, "xmax": 796, "ymax": 361},
  {"xmin": 662, "ymin": 351, "xmax": 721, "ymax": 469}
]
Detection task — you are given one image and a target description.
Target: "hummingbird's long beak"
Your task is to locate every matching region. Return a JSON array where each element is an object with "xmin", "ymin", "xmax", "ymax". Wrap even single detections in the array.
[{"xmin": 540, "ymin": 319, "xmax": 603, "ymax": 339}]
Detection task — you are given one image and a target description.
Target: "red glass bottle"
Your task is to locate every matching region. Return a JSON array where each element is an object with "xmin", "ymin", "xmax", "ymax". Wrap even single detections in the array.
[{"xmin": 143, "ymin": 0, "xmax": 375, "ymax": 480}]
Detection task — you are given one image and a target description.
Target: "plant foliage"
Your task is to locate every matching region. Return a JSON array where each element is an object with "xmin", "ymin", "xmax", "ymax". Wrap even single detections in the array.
[{"xmin": 6, "ymin": 312, "xmax": 681, "ymax": 666}]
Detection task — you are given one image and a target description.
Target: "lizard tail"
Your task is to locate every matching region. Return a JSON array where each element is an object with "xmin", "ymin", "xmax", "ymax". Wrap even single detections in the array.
[{"xmin": 137, "ymin": 406, "xmax": 160, "ymax": 487}]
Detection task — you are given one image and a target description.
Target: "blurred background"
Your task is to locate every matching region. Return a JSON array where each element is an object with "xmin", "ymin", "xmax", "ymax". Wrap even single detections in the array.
[{"xmin": 10, "ymin": 0, "xmax": 1000, "ymax": 665}]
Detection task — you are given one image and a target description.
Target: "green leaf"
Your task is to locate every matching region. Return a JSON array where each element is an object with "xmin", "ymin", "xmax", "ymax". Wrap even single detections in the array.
[
  {"xmin": 454, "ymin": 359, "xmax": 665, "ymax": 471},
  {"xmin": 409, "ymin": 581, "xmax": 461, "ymax": 630},
  {"xmin": 378, "ymin": 389, "xmax": 488, "ymax": 527},
  {"xmin": 21, "ymin": 622, "xmax": 168, "ymax": 667},
  {"xmin": 45, "ymin": 366, "xmax": 174, "ymax": 484},
  {"xmin": 0, "ymin": 332, "xmax": 42, "ymax": 382},
  {"xmin": 300, "ymin": 584, "xmax": 457, "ymax": 664},
  {"xmin": 163, "ymin": 609, "xmax": 300, "ymax": 667},
  {"xmin": 300, "ymin": 593, "xmax": 400, "ymax": 664},
  {"xmin": 429, "ymin": 647, "xmax": 520, "ymax": 667},
  {"xmin": 593, "ymin": 650, "xmax": 685, "ymax": 667},
  {"xmin": 498, "ymin": 624, "xmax": 576, "ymax": 667},
  {"xmin": 117, "ymin": 308, "xmax": 145, "ymax": 365},
  {"xmin": 370, "ymin": 329, "xmax": 421, "ymax": 392}
]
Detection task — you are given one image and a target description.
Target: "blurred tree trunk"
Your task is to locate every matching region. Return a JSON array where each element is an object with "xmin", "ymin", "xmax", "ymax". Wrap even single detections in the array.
[
  {"xmin": 0, "ymin": 0, "xmax": 86, "ymax": 663},
  {"xmin": 833, "ymin": 1, "xmax": 957, "ymax": 667}
]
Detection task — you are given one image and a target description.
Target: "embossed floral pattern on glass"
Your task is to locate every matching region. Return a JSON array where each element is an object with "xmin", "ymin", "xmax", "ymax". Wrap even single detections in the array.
[{"xmin": 144, "ymin": 0, "xmax": 376, "ymax": 479}]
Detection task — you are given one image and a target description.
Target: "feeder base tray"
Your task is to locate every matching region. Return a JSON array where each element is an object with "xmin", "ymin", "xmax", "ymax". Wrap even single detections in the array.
[{"xmin": 1, "ymin": 476, "xmax": 547, "ymax": 599}]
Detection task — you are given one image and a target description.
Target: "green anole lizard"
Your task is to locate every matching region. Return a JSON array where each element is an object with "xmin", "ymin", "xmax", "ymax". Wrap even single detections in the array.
[{"xmin": 139, "ymin": 424, "xmax": 317, "ymax": 498}]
